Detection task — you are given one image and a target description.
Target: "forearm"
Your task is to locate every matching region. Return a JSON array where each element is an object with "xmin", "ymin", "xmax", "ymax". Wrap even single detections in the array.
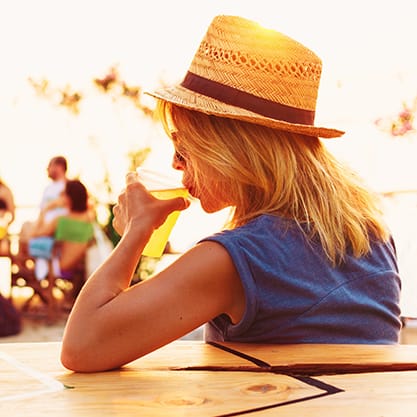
[
  {"xmin": 61, "ymin": 224, "xmax": 153, "ymax": 370},
  {"xmin": 76, "ymin": 224, "xmax": 152, "ymax": 308},
  {"xmin": 29, "ymin": 208, "xmax": 50, "ymax": 237}
]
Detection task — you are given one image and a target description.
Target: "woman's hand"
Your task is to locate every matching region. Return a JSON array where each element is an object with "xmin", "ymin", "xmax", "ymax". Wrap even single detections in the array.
[{"xmin": 112, "ymin": 171, "xmax": 190, "ymax": 238}]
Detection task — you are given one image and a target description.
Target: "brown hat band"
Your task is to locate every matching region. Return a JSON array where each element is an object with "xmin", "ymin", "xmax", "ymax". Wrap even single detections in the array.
[{"xmin": 181, "ymin": 71, "xmax": 315, "ymax": 126}]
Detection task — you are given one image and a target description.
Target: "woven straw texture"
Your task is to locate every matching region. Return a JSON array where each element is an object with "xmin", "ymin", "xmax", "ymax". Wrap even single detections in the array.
[{"xmin": 148, "ymin": 15, "xmax": 344, "ymax": 138}]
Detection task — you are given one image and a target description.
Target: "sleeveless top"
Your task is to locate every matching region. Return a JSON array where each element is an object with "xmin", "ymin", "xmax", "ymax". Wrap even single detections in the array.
[
  {"xmin": 55, "ymin": 217, "xmax": 94, "ymax": 243},
  {"xmin": 202, "ymin": 215, "xmax": 402, "ymax": 344},
  {"xmin": 28, "ymin": 217, "xmax": 94, "ymax": 260}
]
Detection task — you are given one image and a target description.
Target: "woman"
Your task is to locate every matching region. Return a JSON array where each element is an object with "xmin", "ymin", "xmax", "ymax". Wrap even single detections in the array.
[
  {"xmin": 61, "ymin": 15, "xmax": 401, "ymax": 372},
  {"xmin": 28, "ymin": 179, "xmax": 94, "ymax": 281}
]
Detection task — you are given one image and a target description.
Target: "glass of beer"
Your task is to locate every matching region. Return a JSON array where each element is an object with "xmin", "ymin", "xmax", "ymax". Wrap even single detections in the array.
[{"xmin": 137, "ymin": 168, "xmax": 188, "ymax": 258}]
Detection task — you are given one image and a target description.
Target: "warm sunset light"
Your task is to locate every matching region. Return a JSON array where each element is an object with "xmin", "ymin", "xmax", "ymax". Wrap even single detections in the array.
[
  {"xmin": 2, "ymin": 3, "xmax": 417, "ymax": 406},
  {"xmin": 1, "ymin": 0, "xmax": 417, "ymax": 306},
  {"xmin": 2, "ymin": 0, "xmax": 417, "ymax": 204}
]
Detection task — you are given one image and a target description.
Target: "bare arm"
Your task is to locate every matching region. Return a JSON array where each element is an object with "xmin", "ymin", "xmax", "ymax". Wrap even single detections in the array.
[
  {"xmin": 29, "ymin": 210, "xmax": 58, "ymax": 237},
  {"xmin": 61, "ymin": 241, "xmax": 244, "ymax": 372},
  {"xmin": 42, "ymin": 195, "xmax": 66, "ymax": 212},
  {"xmin": 61, "ymin": 172, "xmax": 244, "ymax": 372}
]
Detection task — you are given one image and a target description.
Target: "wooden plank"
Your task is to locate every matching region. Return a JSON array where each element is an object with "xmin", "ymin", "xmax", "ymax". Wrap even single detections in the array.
[
  {"xmin": 0, "ymin": 341, "xmax": 258, "ymax": 372},
  {"xmin": 4, "ymin": 341, "xmax": 417, "ymax": 375},
  {"xmin": 130, "ymin": 340, "xmax": 254, "ymax": 370},
  {"xmin": 251, "ymin": 370, "xmax": 417, "ymax": 417},
  {"xmin": 0, "ymin": 341, "xmax": 253, "ymax": 375},
  {"xmin": 213, "ymin": 343, "xmax": 417, "ymax": 375},
  {"xmin": 1, "ymin": 368, "xmax": 324, "ymax": 417},
  {"xmin": 0, "ymin": 351, "xmax": 64, "ymax": 402},
  {"xmin": 0, "ymin": 342, "xmax": 66, "ymax": 376}
]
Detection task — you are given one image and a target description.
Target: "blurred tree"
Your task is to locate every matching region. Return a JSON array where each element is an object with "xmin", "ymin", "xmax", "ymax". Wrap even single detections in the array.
[
  {"xmin": 29, "ymin": 77, "xmax": 83, "ymax": 114},
  {"xmin": 375, "ymin": 97, "xmax": 417, "ymax": 137},
  {"xmin": 127, "ymin": 148, "xmax": 151, "ymax": 172},
  {"xmin": 93, "ymin": 66, "xmax": 153, "ymax": 117}
]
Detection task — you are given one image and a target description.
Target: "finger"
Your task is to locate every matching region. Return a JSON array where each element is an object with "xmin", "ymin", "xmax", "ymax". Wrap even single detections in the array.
[
  {"xmin": 112, "ymin": 217, "xmax": 122, "ymax": 236},
  {"xmin": 126, "ymin": 171, "xmax": 139, "ymax": 185},
  {"xmin": 166, "ymin": 196, "xmax": 191, "ymax": 213}
]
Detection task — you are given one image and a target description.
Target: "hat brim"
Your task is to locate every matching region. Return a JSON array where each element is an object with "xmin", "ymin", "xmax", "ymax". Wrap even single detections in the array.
[{"xmin": 146, "ymin": 85, "xmax": 344, "ymax": 139}]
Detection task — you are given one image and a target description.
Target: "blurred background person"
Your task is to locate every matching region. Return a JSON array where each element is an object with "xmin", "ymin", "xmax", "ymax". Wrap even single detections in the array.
[
  {"xmin": 27, "ymin": 179, "xmax": 95, "ymax": 282},
  {"xmin": 39, "ymin": 155, "xmax": 69, "ymax": 222},
  {"xmin": 18, "ymin": 155, "xmax": 69, "ymax": 258}
]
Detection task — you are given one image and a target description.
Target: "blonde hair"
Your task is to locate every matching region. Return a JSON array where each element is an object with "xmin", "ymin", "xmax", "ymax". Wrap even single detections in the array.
[{"xmin": 157, "ymin": 101, "xmax": 389, "ymax": 265}]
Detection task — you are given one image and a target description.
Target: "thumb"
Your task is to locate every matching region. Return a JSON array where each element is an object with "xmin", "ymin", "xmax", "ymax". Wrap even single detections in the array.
[{"xmin": 165, "ymin": 196, "xmax": 191, "ymax": 213}]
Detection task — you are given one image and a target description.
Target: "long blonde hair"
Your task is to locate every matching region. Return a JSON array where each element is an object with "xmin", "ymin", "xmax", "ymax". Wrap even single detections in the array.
[{"xmin": 157, "ymin": 101, "xmax": 389, "ymax": 265}]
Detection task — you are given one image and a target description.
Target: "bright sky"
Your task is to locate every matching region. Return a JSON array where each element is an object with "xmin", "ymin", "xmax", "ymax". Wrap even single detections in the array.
[{"xmin": 1, "ymin": 0, "xmax": 417, "ymax": 212}]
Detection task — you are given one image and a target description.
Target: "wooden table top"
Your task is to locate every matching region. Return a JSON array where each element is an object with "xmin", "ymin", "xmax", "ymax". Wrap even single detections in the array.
[{"xmin": 1, "ymin": 341, "xmax": 417, "ymax": 416}]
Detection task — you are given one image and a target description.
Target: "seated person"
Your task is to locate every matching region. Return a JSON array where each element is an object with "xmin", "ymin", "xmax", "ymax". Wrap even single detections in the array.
[
  {"xmin": 27, "ymin": 179, "xmax": 94, "ymax": 281},
  {"xmin": 17, "ymin": 155, "xmax": 69, "ymax": 259},
  {"xmin": 61, "ymin": 16, "xmax": 401, "ymax": 373}
]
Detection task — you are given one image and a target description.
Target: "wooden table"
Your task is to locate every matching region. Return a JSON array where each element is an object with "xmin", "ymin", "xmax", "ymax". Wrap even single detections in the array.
[{"xmin": 1, "ymin": 341, "xmax": 417, "ymax": 416}]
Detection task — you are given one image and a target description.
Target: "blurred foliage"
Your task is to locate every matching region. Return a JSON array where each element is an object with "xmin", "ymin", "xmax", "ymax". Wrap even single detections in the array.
[
  {"xmin": 103, "ymin": 203, "xmax": 121, "ymax": 247},
  {"xmin": 127, "ymin": 147, "xmax": 151, "ymax": 172},
  {"xmin": 132, "ymin": 256, "xmax": 160, "ymax": 284},
  {"xmin": 29, "ymin": 78, "xmax": 83, "ymax": 114},
  {"xmin": 93, "ymin": 66, "xmax": 153, "ymax": 117},
  {"xmin": 29, "ymin": 65, "xmax": 154, "ymax": 117},
  {"xmin": 375, "ymin": 98, "xmax": 417, "ymax": 137}
]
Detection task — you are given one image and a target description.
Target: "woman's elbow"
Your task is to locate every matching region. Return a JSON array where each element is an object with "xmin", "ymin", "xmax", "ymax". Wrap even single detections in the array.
[
  {"xmin": 60, "ymin": 340, "xmax": 94, "ymax": 372},
  {"xmin": 60, "ymin": 334, "xmax": 104, "ymax": 372},
  {"xmin": 60, "ymin": 335, "xmax": 125, "ymax": 373}
]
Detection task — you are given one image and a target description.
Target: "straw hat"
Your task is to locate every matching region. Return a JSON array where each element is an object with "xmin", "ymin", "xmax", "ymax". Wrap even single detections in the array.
[{"xmin": 147, "ymin": 15, "xmax": 344, "ymax": 138}]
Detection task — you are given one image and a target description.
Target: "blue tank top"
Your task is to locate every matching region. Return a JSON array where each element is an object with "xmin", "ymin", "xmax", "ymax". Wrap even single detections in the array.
[{"xmin": 202, "ymin": 215, "xmax": 402, "ymax": 344}]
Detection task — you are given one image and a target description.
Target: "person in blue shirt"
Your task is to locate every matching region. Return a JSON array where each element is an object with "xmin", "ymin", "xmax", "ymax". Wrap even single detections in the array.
[{"xmin": 61, "ymin": 15, "xmax": 401, "ymax": 372}]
